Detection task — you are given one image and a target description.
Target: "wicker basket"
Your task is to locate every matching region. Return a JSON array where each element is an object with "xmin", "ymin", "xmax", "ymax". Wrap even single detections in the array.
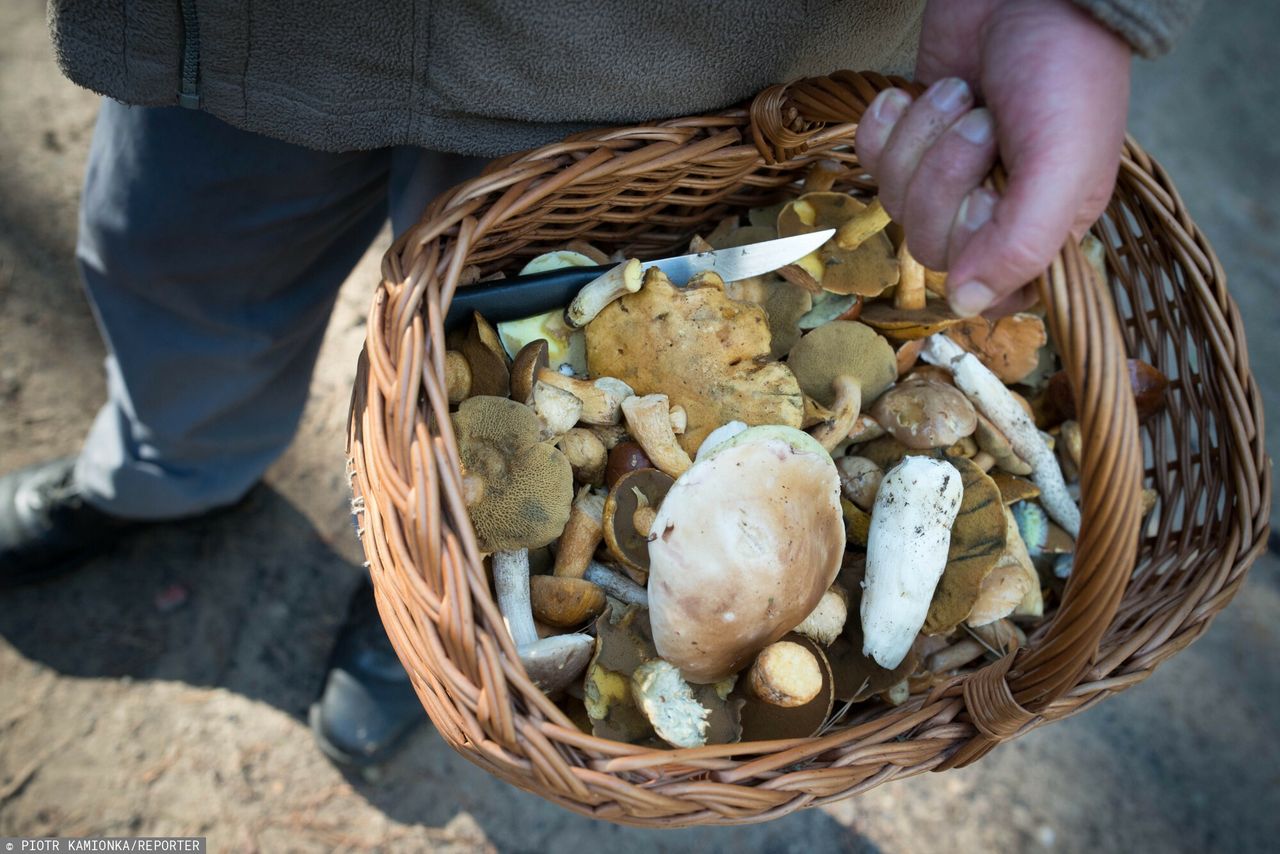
[{"xmin": 346, "ymin": 70, "xmax": 1270, "ymax": 826}]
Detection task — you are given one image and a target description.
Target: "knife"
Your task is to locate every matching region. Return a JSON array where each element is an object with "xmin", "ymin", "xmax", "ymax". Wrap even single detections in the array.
[{"xmin": 444, "ymin": 228, "xmax": 834, "ymax": 328}]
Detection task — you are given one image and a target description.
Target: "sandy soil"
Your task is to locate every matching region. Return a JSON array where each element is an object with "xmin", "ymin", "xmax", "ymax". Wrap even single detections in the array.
[{"xmin": 1, "ymin": 0, "xmax": 1278, "ymax": 851}]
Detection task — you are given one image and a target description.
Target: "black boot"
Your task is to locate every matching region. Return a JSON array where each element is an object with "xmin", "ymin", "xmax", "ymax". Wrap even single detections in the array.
[
  {"xmin": 310, "ymin": 581, "xmax": 427, "ymax": 767},
  {"xmin": 0, "ymin": 456, "xmax": 139, "ymax": 587}
]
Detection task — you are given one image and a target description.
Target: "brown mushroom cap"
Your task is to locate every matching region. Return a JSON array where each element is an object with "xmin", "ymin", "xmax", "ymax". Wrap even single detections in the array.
[
  {"xmin": 459, "ymin": 312, "xmax": 511, "ymax": 397},
  {"xmin": 529, "ymin": 575, "xmax": 606, "ymax": 628},
  {"xmin": 602, "ymin": 468, "xmax": 674, "ymax": 584},
  {"xmin": 870, "ymin": 376, "xmax": 978, "ymax": 450},
  {"xmin": 777, "ymin": 193, "xmax": 899, "ymax": 297},
  {"xmin": 786, "ymin": 321, "xmax": 897, "ymax": 409},
  {"xmin": 922, "ymin": 457, "xmax": 1009, "ymax": 635},
  {"xmin": 944, "ymin": 313, "xmax": 1048, "ymax": 384},
  {"xmin": 452, "ymin": 396, "xmax": 574, "ymax": 552},
  {"xmin": 990, "ymin": 471, "xmax": 1040, "ymax": 504},
  {"xmin": 859, "ymin": 297, "xmax": 965, "ymax": 340},
  {"xmin": 509, "ymin": 338, "xmax": 550, "ymax": 404},
  {"xmin": 761, "ymin": 278, "xmax": 814, "ymax": 359},
  {"xmin": 585, "ymin": 267, "xmax": 803, "ymax": 454}
]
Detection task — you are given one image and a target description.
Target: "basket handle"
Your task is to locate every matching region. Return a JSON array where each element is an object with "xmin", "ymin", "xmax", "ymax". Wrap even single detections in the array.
[{"xmin": 749, "ymin": 71, "xmax": 1145, "ymax": 761}]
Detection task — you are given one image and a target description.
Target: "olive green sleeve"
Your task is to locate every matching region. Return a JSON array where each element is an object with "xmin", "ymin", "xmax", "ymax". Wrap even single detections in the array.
[{"xmin": 1071, "ymin": 0, "xmax": 1205, "ymax": 57}]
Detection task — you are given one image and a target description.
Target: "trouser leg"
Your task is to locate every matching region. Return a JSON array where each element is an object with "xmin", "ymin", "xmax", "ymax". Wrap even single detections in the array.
[{"xmin": 74, "ymin": 101, "xmax": 392, "ymax": 519}]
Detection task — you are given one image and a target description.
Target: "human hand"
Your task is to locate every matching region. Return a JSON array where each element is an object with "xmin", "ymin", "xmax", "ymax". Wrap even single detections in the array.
[{"xmin": 855, "ymin": 0, "xmax": 1132, "ymax": 316}]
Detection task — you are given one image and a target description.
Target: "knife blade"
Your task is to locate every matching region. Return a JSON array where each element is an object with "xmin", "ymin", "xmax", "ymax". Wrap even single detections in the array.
[{"xmin": 444, "ymin": 228, "xmax": 834, "ymax": 327}]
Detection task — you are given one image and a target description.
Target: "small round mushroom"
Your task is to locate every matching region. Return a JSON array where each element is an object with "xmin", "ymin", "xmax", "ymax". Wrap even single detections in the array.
[
  {"xmin": 792, "ymin": 584, "xmax": 849, "ymax": 646},
  {"xmin": 602, "ymin": 468, "xmax": 674, "ymax": 584},
  {"xmin": 604, "ymin": 441, "xmax": 651, "ymax": 487},
  {"xmin": 786, "ymin": 321, "xmax": 898, "ymax": 452},
  {"xmin": 747, "ymin": 641, "xmax": 823, "ymax": 707},
  {"xmin": 496, "ymin": 309, "xmax": 587, "ymax": 376},
  {"xmin": 776, "ymin": 193, "xmax": 899, "ymax": 297},
  {"xmin": 557, "ymin": 427, "xmax": 607, "ymax": 486},
  {"xmin": 648, "ymin": 426, "xmax": 845, "ymax": 683},
  {"xmin": 512, "ymin": 339, "xmax": 634, "ymax": 426},
  {"xmin": 452, "ymin": 396, "xmax": 574, "ymax": 553},
  {"xmin": 444, "ymin": 351, "xmax": 472, "ymax": 404},
  {"xmin": 528, "ymin": 574, "xmax": 607, "ymax": 628},
  {"xmin": 835, "ymin": 456, "xmax": 883, "ymax": 510},
  {"xmin": 491, "ymin": 549, "xmax": 593, "ymax": 693},
  {"xmin": 870, "ymin": 376, "xmax": 978, "ymax": 450}
]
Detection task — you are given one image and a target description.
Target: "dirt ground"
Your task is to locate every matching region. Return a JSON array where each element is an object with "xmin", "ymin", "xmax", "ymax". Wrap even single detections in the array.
[{"xmin": 1, "ymin": 1, "xmax": 1278, "ymax": 851}]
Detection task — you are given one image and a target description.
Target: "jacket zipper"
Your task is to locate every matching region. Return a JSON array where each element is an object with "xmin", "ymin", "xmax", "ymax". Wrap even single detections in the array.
[{"xmin": 178, "ymin": 0, "xmax": 201, "ymax": 108}]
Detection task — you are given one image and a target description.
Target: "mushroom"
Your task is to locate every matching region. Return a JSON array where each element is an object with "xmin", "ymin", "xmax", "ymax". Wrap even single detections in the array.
[
  {"xmin": 602, "ymin": 468, "xmax": 674, "ymax": 584},
  {"xmin": 776, "ymin": 193, "xmax": 899, "ymax": 298},
  {"xmin": 944, "ymin": 313, "xmax": 1048, "ymax": 385},
  {"xmin": 585, "ymin": 267, "xmax": 803, "ymax": 453},
  {"xmin": 922, "ymin": 334, "xmax": 1080, "ymax": 537},
  {"xmin": 528, "ymin": 573, "xmax": 607, "ymax": 629},
  {"xmin": 861, "ymin": 456, "xmax": 965, "ymax": 669},
  {"xmin": 496, "ymin": 310, "xmax": 587, "ymax": 376},
  {"xmin": 585, "ymin": 603, "xmax": 741, "ymax": 746},
  {"xmin": 827, "ymin": 559, "xmax": 922, "ymax": 702},
  {"xmin": 836, "ymin": 456, "xmax": 883, "ymax": 510},
  {"xmin": 896, "ymin": 339, "xmax": 925, "ymax": 377},
  {"xmin": 1057, "ymin": 419, "xmax": 1082, "ymax": 482},
  {"xmin": 842, "ymin": 498, "xmax": 872, "ymax": 548},
  {"xmin": 695, "ymin": 420, "xmax": 749, "ymax": 463},
  {"xmin": 734, "ymin": 634, "xmax": 836, "ymax": 740},
  {"xmin": 859, "ymin": 243, "xmax": 965, "ymax": 340},
  {"xmin": 491, "ymin": 549, "xmax": 593, "ymax": 693},
  {"xmin": 990, "ymin": 471, "xmax": 1040, "ymax": 504},
  {"xmin": 870, "ymin": 376, "xmax": 978, "ymax": 450},
  {"xmin": 565, "ymin": 258, "xmax": 643, "ymax": 327},
  {"xmin": 803, "ymin": 395, "xmax": 836, "ymax": 429},
  {"xmin": 452, "ymin": 396, "xmax": 574, "ymax": 553},
  {"xmin": 458, "ymin": 312, "xmax": 511, "ymax": 397},
  {"xmin": 1011, "ymin": 500, "xmax": 1076, "ymax": 575},
  {"xmin": 973, "ymin": 413, "xmax": 1032, "ymax": 476},
  {"xmin": 760, "ymin": 279, "xmax": 814, "ymax": 359},
  {"xmin": 923, "ymin": 620, "xmax": 1025, "ymax": 674},
  {"xmin": 1046, "ymin": 358, "xmax": 1169, "ymax": 424},
  {"xmin": 557, "ymin": 427, "xmax": 607, "ymax": 485},
  {"xmin": 747, "ymin": 640, "xmax": 823, "ymax": 707},
  {"xmin": 604, "ymin": 441, "xmax": 652, "ymax": 487},
  {"xmin": 966, "ymin": 507, "xmax": 1040, "ymax": 626},
  {"xmin": 792, "ymin": 584, "xmax": 849, "ymax": 646},
  {"xmin": 922, "ymin": 457, "xmax": 1009, "ymax": 636},
  {"xmin": 528, "ymin": 380, "xmax": 583, "ymax": 441},
  {"xmin": 620, "ymin": 394, "xmax": 693, "ymax": 479},
  {"xmin": 511, "ymin": 339, "xmax": 633, "ymax": 426},
  {"xmin": 549, "ymin": 489, "xmax": 606, "ymax": 577},
  {"xmin": 786, "ymin": 321, "xmax": 898, "ymax": 452},
  {"xmin": 444, "ymin": 351, "xmax": 472, "ymax": 404},
  {"xmin": 797, "ymin": 291, "xmax": 861, "ymax": 329},
  {"xmin": 648, "ymin": 426, "xmax": 845, "ymax": 683},
  {"xmin": 590, "ymin": 423, "xmax": 630, "ymax": 451},
  {"xmin": 847, "ymin": 414, "xmax": 887, "ymax": 443},
  {"xmin": 632, "ymin": 661, "xmax": 711, "ymax": 748}
]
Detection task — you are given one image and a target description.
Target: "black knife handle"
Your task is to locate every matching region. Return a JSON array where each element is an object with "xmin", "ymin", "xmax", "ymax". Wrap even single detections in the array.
[{"xmin": 443, "ymin": 264, "xmax": 616, "ymax": 329}]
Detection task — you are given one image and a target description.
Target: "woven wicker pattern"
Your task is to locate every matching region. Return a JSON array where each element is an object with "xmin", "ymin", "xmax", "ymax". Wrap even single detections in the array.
[{"xmin": 346, "ymin": 71, "xmax": 1270, "ymax": 826}]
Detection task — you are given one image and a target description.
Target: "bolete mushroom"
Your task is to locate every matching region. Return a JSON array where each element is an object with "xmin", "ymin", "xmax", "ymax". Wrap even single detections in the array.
[
  {"xmin": 922, "ymin": 334, "xmax": 1080, "ymax": 537},
  {"xmin": 604, "ymin": 441, "xmax": 652, "ymax": 487},
  {"xmin": 511, "ymin": 339, "xmax": 634, "ymax": 426},
  {"xmin": 565, "ymin": 258, "xmax": 643, "ymax": 327},
  {"xmin": 632, "ymin": 660, "xmax": 711, "ymax": 748},
  {"xmin": 861, "ymin": 456, "xmax": 965, "ymax": 669},
  {"xmin": 776, "ymin": 193, "xmax": 899, "ymax": 297},
  {"xmin": 602, "ymin": 468, "xmax": 674, "ymax": 584},
  {"xmin": 583, "ymin": 560, "xmax": 649, "ymax": 608},
  {"xmin": 735, "ymin": 634, "xmax": 835, "ymax": 740},
  {"xmin": 798, "ymin": 291, "xmax": 861, "ymax": 329},
  {"xmin": 944, "ymin": 313, "xmax": 1048, "ymax": 385},
  {"xmin": 793, "ymin": 584, "xmax": 849, "ymax": 646},
  {"xmin": 530, "ymin": 489, "xmax": 609, "ymax": 628},
  {"xmin": 621, "ymin": 394, "xmax": 693, "ymax": 479},
  {"xmin": 647, "ymin": 426, "xmax": 845, "ymax": 683},
  {"xmin": 835, "ymin": 456, "xmax": 883, "ymax": 510},
  {"xmin": 859, "ymin": 242, "xmax": 965, "ymax": 340},
  {"xmin": 444, "ymin": 351, "xmax": 472, "ymax": 404},
  {"xmin": 458, "ymin": 312, "xmax": 511, "ymax": 398},
  {"xmin": 585, "ymin": 267, "xmax": 803, "ymax": 453},
  {"xmin": 965, "ymin": 507, "xmax": 1040, "ymax": 626},
  {"xmin": 870, "ymin": 375, "xmax": 978, "ymax": 450},
  {"xmin": 786, "ymin": 321, "xmax": 898, "ymax": 452},
  {"xmin": 558, "ymin": 427, "xmax": 607, "ymax": 485},
  {"xmin": 452, "ymin": 396, "xmax": 574, "ymax": 553},
  {"xmin": 491, "ymin": 549, "xmax": 593, "ymax": 693}
]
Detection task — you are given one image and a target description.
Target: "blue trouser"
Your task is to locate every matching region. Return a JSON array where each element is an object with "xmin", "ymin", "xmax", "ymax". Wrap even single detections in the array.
[{"xmin": 73, "ymin": 100, "xmax": 485, "ymax": 519}]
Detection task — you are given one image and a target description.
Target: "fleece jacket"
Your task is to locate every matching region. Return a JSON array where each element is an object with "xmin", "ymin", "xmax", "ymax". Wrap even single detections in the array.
[{"xmin": 47, "ymin": 0, "xmax": 1201, "ymax": 156}]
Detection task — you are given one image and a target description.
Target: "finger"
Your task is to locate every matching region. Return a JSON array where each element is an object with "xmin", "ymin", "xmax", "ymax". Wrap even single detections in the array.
[
  {"xmin": 945, "ymin": 187, "xmax": 999, "ymax": 267},
  {"xmin": 899, "ymin": 108, "xmax": 998, "ymax": 269},
  {"xmin": 873, "ymin": 78, "xmax": 975, "ymax": 219},
  {"xmin": 946, "ymin": 145, "xmax": 1088, "ymax": 318},
  {"xmin": 855, "ymin": 88, "xmax": 913, "ymax": 178}
]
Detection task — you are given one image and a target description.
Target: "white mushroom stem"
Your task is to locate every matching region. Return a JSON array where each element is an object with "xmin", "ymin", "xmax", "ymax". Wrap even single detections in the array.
[
  {"xmin": 552, "ymin": 491, "xmax": 606, "ymax": 579},
  {"xmin": 922, "ymin": 334, "xmax": 1081, "ymax": 537},
  {"xmin": 895, "ymin": 242, "xmax": 926, "ymax": 310},
  {"xmin": 492, "ymin": 549, "xmax": 594, "ymax": 692},
  {"xmin": 793, "ymin": 585, "xmax": 849, "ymax": 646},
  {"xmin": 565, "ymin": 258, "xmax": 643, "ymax": 327},
  {"xmin": 584, "ymin": 560, "xmax": 649, "ymax": 607},
  {"xmin": 669, "ymin": 405, "xmax": 688, "ymax": 435},
  {"xmin": 493, "ymin": 549, "xmax": 540, "ymax": 647},
  {"xmin": 631, "ymin": 660, "xmax": 710, "ymax": 748},
  {"xmin": 531, "ymin": 380, "xmax": 583, "ymax": 442},
  {"xmin": 810, "ymin": 376, "xmax": 863, "ymax": 453},
  {"xmin": 861, "ymin": 457, "xmax": 965, "ymax": 669},
  {"xmin": 621, "ymin": 394, "xmax": 693, "ymax": 478},
  {"xmin": 539, "ymin": 372, "xmax": 634, "ymax": 425}
]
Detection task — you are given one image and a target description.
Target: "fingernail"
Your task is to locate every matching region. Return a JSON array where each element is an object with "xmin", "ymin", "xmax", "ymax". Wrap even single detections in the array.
[
  {"xmin": 955, "ymin": 108, "xmax": 994, "ymax": 144},
  {"xmin": 927, "ymin": 78, "xmax": 971, "ymax": 112},
  {"xmin": 957, "ymin": 188, "xmax": 996, "ymax": 231},
  {"xmin": 950, "ymin": 280, "xmax": 996, "ymax": 317},
  {"xmin": 872, "ymin": 89, "xmax": 910, "ymax": 125}
]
